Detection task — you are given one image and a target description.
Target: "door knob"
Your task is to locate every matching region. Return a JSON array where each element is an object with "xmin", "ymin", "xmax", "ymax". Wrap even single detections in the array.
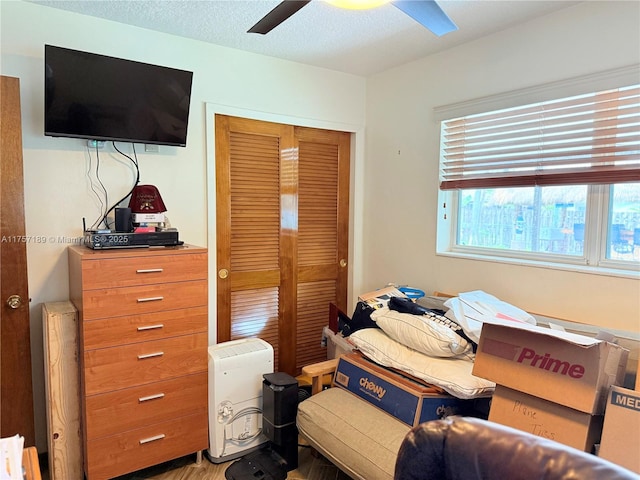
[
  {"xmin": 218, "ymin": 269, "xmax": 229, "ymax": 279},
  {"xmin": 6, "ymin": 295, "xmax": 22, "ymax": 309},
  {"xmin": 339, "ymin": 259, "xmax": 347, "ymax": 268}
]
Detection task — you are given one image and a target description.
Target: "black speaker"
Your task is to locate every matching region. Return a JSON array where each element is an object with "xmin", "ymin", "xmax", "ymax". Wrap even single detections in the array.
[
  {"xmin": 262, "ymin": 372, "xmax": 299, "ymax": 471},
  {"xmin": 115, "ymin": 207, "xmax": 132, "ymax": 232}
]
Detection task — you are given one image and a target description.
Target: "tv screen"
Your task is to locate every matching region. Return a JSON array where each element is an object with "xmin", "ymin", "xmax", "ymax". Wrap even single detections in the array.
[{"xmin": 45, "ymin": 45, "xmax": 193, "ymax": 147}]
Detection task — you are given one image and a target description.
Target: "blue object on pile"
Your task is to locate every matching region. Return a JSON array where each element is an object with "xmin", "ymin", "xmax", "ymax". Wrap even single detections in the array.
[{"xmin": 398, "ymin": 286, "xmax": 425, "ymax": 300}]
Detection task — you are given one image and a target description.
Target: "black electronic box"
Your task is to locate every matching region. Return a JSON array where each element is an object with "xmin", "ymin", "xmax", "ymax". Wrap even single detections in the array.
[{"xmin": 84, "ymin": 230, "xmax": 180, "ymax": 249}]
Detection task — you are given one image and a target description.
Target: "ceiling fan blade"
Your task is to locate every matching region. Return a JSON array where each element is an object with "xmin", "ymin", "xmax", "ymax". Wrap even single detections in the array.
[
  {"xmin": 248, "ymin": 0, "xmax": 312, "ymax": 34},
  {"xmin": 392, "ymin": 0, "xmax": 458, "ymax": 37}
]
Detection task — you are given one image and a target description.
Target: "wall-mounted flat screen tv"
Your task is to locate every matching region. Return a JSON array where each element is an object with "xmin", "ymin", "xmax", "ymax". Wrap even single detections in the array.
[{"xmin": 45, "ymin": 44, "xmax": 193, "ymax": 147}]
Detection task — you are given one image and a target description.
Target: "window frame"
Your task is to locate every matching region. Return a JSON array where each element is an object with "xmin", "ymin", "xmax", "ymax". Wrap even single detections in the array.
[
  {"xmin": 434, "ymin": 66, "xmax": 640, "ymax": 279},
  {"xmin": 436, "ymin": 184, "xmax": 639, "ymax": 278}
]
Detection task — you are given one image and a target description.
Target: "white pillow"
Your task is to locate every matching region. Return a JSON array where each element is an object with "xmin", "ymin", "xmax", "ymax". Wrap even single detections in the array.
[
  {"xmin": 370, "ymin": 307, "xmax": 470, "ymax": 357},
  {"xmin": 348, "ymin": 328, "xmax": 494, "ymax": 400}
]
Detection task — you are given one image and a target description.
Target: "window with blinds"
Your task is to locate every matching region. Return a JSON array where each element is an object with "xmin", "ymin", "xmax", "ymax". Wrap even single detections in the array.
[{"xmin": 437, "ymin": 82, "xmax": 640, "ymax": 273}]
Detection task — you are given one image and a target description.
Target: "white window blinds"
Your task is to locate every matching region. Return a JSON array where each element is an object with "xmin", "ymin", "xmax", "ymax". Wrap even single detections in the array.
[{"xmin": 439, "ymin": 84, "xmax": 640, "ymax": 190}]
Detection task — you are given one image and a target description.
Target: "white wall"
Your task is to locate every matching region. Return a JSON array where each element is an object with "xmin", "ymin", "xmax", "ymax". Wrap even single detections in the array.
[
  {"xmin": 364, "ymin": 1, "xmax": 640, "ymax": 331},
  {"xmin": 1, "ymin": 0, "xmax": 366, "ymax": 450}
]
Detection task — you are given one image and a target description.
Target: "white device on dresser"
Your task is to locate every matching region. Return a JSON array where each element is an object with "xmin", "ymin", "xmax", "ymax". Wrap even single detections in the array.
[{"xmin": 207, "ymin": 338, "xmax": 274, "ymax": 463}]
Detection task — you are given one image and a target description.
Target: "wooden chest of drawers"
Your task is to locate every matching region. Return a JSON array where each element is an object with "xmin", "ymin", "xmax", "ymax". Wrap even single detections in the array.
[{"xmin": 68, "ymin": 245, "xmax": 208, "ymax": 480}]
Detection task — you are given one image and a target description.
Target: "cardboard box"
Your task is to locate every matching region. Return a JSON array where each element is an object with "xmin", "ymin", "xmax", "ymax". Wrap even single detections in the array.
[
  {"xmin": 357, "ymin": 286, "xmax": 405, "ymax": 310},
  {"xmin": 598, "ymin": 385, "xmax": 640, "ymax": 473},
  {"xmin": 333, "ymin": 353, "xmax": 485, "ymax": 427},
  {"xmin": 489, "ymin": 385, "xmax": 603, "ymax": 452},
  {"xmin": 473, "ymin": 319, "xmax": 628, "ymax": 414}
]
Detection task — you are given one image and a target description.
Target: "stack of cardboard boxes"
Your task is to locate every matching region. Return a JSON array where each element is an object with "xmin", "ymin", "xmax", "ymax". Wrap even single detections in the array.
[{"xmin": 473, "ymin": 320, "xmax": 629, "ymax": 453}]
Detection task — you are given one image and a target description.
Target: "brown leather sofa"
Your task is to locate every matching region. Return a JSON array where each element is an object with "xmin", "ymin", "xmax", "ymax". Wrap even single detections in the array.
[{"xmin": 395, "ymin": 416, "xmax": 636, "ymax": 480}]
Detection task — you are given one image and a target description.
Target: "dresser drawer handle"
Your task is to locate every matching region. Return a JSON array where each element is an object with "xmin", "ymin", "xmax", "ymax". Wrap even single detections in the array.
[
  {"xmin": 138, "ymin": 352, "xmax": 164, "ymax": 360},
  {"xmin": 139, "ymin": 434, "xmax": 165, "ymax": 445},
  {"xmin": 137, "ymin": 324, "xmax": 164, "ymax": 331},
  {"xmin": 139, "ymin": 393, "xmax": 165, "ymax": 403},
  {"xmin": 137, "ymin": 296, "xmax": 164, "ymax": 303},
  {"xmin": 136, "ymin": 268, "xmax": 164, "ymax": 274}
]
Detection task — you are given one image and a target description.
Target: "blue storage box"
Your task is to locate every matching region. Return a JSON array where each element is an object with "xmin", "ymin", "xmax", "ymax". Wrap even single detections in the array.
[{"xmin": 333, "ymin": 353, "xmax": 484, "ymax": 427}]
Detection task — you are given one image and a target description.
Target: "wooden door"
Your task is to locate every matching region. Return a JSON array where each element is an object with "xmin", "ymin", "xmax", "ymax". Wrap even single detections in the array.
[
  {"xmin": 215, "ymin": 115, "xmax": 350, "ymax": 375},
  {"xmin": 0, "ymin": 76, "xmax": 35, "ymax": 445},
  {"xmin": 294, "ymin": 126, "xmax": 350, "ymax": 372}
]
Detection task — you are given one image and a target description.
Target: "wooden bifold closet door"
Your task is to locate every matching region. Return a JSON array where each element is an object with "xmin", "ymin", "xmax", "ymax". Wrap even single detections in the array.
[{"xmin": 215, "ymin": 115, "xmax": 350, "ymax": 375}]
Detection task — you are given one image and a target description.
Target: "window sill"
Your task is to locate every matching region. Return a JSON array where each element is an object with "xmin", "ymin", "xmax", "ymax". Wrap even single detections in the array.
[{"xmin": 437, "ymin": 249, "xmax": 640, "ymax": 280}]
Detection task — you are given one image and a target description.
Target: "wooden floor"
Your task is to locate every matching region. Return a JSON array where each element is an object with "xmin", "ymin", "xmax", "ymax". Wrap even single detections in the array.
[{"xmin": 42, "ymin": 444, "xmax": 351, "ymax": 480}]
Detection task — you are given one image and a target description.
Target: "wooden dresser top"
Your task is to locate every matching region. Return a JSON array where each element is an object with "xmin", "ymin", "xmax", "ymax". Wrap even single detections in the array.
[{"xmin": 68, "ymin": 244, "xmax": 206, "ymax": 259}]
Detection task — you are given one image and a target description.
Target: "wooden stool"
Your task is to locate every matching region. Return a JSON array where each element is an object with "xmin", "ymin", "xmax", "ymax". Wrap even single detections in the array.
[{"xmin": 22, "ymin": 447, "xmax": 42, "ymax": 480}]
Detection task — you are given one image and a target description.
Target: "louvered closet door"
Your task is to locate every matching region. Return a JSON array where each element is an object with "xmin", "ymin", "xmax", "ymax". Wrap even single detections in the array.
[
  {"xmin": 295, "ymin": 126, "xmax": 350, "ymax": 371},
  {"xmin": 216, "ymin": 115, "xmax": 289, "ymax": 369},
  {"xmin": 215, "ymin": 115, "xmax": 349, "ymax": 375}
]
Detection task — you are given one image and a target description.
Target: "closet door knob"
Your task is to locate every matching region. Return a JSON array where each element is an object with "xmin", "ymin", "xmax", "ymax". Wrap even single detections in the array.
[{"xmin": 218, "ymin": 269, "xmax": 229, "ymax": 279}]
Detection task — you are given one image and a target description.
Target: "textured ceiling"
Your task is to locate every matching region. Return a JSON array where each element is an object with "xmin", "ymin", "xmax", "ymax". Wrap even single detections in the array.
[{"xmin": 30, "ymin": 0, "xmax": 583, "ymax": 76}]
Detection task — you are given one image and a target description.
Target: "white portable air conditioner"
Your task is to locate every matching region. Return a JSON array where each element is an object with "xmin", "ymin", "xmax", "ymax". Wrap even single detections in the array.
[{"xmin": 207, "ymin": 338, "xmax": 274, "ymax": 463}]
